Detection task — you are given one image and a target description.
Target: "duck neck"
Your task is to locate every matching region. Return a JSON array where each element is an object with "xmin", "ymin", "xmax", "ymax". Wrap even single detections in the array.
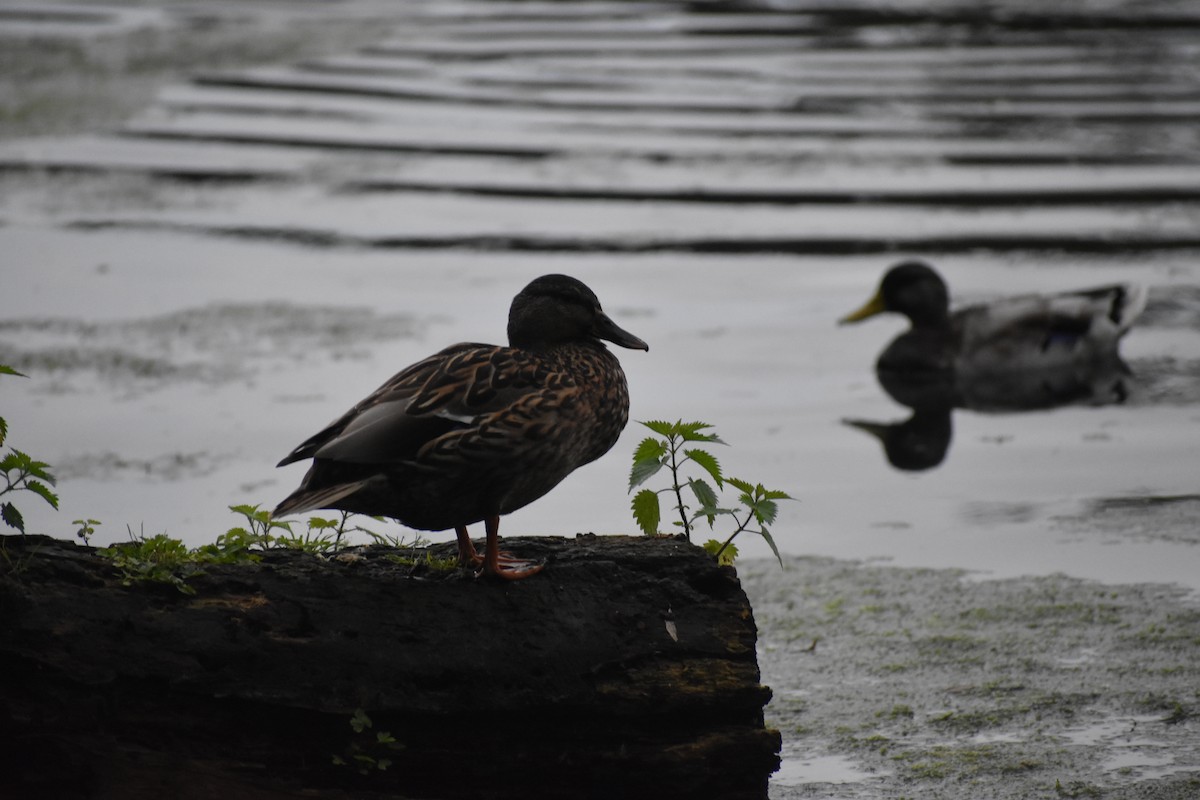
[{"xmin": 908, "ymin": 307, "xmax": 952, "ymax": 331}]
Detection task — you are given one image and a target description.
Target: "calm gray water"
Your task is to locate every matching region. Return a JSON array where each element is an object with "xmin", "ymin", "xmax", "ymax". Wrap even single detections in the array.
[{"xmin": 2, "ymin": 5, "xmax": 1199, "ymax": 794}]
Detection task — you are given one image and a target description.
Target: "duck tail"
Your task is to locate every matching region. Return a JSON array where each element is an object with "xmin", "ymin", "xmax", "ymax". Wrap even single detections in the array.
[
  {"xmin": 1110, "ymin": 283, "xmax": 1148, "ymax": 335},
  {"xmin": 271, "ymin": 479, "xmax": 368, "ymax": 519}
]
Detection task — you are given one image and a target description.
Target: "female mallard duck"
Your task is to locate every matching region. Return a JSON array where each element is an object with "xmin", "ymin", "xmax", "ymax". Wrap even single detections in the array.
[
  {"xmin": 839, "ymin": 260, "xmax": 1146, "ymax": 375},
  {"xmin": 273, "ymin": 274, "xmax": 648, "ymax": 580}
]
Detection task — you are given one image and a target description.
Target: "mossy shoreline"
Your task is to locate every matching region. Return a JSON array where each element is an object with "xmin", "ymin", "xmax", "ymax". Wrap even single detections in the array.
[{"xmin": 742, "ymin": 557, "xmax": 1200, "ymax": 799}]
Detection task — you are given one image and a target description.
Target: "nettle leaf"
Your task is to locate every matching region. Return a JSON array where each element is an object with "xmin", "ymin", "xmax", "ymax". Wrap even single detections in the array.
[
  {"xmin": 760, "ymin": 527, "xmax": 785, "ymax": 569},
  {"xmin": 1, "ymin": 449, "xmax": 30, "ymax": 473},
  {"xmin": 0, "ymin": 416, "xmax": 8, "ymax": 446},
  {"xmin": 683, "ymin": 448, "xmax": 723, "ymax": 488},
  {"xmin": 676, "ymin": 421, "xmax": 724, "ymax": 444},
  {"xmin": 762, "ymin": 489, "xmax": 794, "ymax": 501},
  {"xmin": 0, "ymin": 365, "xmax": 25, "ymax": 377},
  {"xmin": 639, "ymin": 419, "xmax": 679, "ymax": 438},
  {"xmin": 350, "ymin": 708, "xmax": 372, "ymax": 733},
  {"xmin": 2, "ymin": 502, "xmax": 25, "ymax": 534},
  {"xmin": 628, "ymin": 437, "xmax": 668, "ymax": 489},
  {"xmin": 631, "ymin": 489, "xmax": 661, "ymax": 536},
  {"xmin": 632, "ymin": 437, "xmax": 668, "ymax": 463},
  {"xmin": 25, "ymin": 460, "xmax": 54, "ymax": 483},
  {"xmin": 726, "ymin": 476, "xmax": 755, "ymax": 495},
  {"xmin": 26, "ymin": 480, "xmax": 59, "ymax": 510},
  {"xmin": 702, "ymin": 539, "xmax": 739, "ymax": 566},
  {"xmin": 688, "ymin": 477, "xmax": 719, "ymax": 512},
  {"xmin": 740, "ymin": 497, "xmax": 777, "ymax": 526}
]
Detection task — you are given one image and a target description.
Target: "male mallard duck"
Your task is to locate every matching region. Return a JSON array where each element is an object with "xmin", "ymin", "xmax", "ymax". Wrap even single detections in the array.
[
  {"xmin": 839, "ymin": 260, "xmax": 1146, "ymax": 375},
  {"xmin": 273, "ymin": 274, "xmax": 648, "ymax": 580}
]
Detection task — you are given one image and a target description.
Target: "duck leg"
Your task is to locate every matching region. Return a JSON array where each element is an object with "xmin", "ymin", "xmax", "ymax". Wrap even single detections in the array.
[
  {"xmin": 454, "ymin": 526, "xmax": 482, "ymax": 568},
  {"xmin": 479, "ymin": 515, "xmax": 543, "ymax": 580}
]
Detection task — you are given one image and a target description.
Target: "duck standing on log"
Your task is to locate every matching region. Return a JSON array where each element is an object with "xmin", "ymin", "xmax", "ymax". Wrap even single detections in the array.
[
  {"xmin": 273, "ymin": 274, "xmax": 648, "ymax": 580},
  {"xmin": 839, "ymin": 260, "xmax": 1146, "ymax": 376}
]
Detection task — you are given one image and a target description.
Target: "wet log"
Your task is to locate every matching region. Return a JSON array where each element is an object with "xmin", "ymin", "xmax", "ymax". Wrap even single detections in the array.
[{"xmin": 0, "ymin": 533, "xmax": 779, "ymax": 800}]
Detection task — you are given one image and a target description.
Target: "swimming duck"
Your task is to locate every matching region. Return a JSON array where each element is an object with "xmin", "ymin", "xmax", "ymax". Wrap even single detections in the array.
[
  {"xmin": 273, "ymin": 274, "xmax": 648, "ymax": 580},
  {"xmin": 839, "ymin": 260, "xmax": 1146, "ymax": 376}
]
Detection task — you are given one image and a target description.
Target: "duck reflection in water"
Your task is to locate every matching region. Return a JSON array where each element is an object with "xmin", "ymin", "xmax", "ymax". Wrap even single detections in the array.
[{"xmin": 838, "ymin": 260, "xmax": 1145, "ymax": 471}]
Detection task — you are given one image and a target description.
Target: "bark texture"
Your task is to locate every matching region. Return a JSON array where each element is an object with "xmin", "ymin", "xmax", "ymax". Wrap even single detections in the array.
[{"xmin": 0, "ymin": 533, "xmax": 779, "ymax": 799}]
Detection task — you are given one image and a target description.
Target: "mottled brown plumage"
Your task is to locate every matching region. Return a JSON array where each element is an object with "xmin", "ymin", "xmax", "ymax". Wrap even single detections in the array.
[{"xmin": 273, "ymin": 274, "xmax": 648, "ymax": 579}]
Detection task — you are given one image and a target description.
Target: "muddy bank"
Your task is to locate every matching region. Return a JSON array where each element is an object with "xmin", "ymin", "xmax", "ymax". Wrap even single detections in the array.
[{"xmin": 740, "ymin": 557, "xmax": 1200, "ymax": 799}]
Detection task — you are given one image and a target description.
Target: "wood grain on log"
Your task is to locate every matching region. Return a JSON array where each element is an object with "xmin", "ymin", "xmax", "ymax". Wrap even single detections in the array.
[{"xmin": 0, "ymin": 533, "xmax": 779, "ymax": 799}]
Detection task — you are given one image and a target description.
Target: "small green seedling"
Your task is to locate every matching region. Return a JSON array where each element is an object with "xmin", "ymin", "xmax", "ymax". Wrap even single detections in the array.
[
  {"xmin": 628, "ymin": 420, "xmax": 793, "ymax": 566},
  {"xmin": 74, "ymin": 518, "xmax": 101, "ymax": 545},
  {"xmin": 1, "ymin": 366, "xmax": 59, "ymax": 535},
  {"xmin": 332, "ymin": 708, "xmax": 404, "ymax": 775}
]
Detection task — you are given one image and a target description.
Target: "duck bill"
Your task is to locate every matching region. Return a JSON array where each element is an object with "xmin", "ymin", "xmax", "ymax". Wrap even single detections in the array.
[
  {"xmin": 593, "ymin": 311, "xmax": 649, "ymax": 351},
  {"xmin": 839, "ymin": 291, "xmax": 886, "ymax": 325},
  {"xmin": 842, "ymin": 418, "xmax": 891, "ymax": 442}
]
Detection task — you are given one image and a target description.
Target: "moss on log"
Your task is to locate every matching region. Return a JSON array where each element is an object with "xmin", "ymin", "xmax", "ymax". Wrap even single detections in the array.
[{"xmin": 0, "ymin": 533, "xmax": 779, "ymax": 799}]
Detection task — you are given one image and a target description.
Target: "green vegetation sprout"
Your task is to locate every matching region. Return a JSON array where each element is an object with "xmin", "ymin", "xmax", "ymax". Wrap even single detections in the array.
[
  {"xmin": 628, "ymin": 420, "xmax": 793, "ymax": 566},
  {"xmin": 1, "ymin": 366, "xmax": 59, "ymax": 534}
]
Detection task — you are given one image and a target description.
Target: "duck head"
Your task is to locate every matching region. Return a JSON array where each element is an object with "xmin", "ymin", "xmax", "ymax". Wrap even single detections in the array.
[
  {"xmin": 508, "ymin": 274, "xmax": 649, "ymax": 352},
  {"xmin": 840, "ymin": 260, "xmax": 951, "ymax": 329}
]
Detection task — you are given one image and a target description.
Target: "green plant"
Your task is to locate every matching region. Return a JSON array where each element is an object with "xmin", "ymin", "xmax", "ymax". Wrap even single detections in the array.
[
  {"xmin": 100, "ymin": 506, "xmax": 283, "ymax": 593},
  {"xmin": 385, "ymin": 551, "xmax": 459, "ymax": 572},
  {"xmin": 305, "ymin": 510, "xmax": 398, "ymax": 551},
  {"xmin": 332, "ymin": 708, "xmax": 404, "ymax": 774},
  {"xmin": 1, "ymin": 366, "xmax": 59, "ymax": 534},
  {"xmin": 628, "ymin": 420, "xmax": 792, "ymax": 566},
  {"xmin": 272, "ymin": 508, "xmax": 427, "ymax": 552},
  {"xmin": 74, "ymin": 518, "xmax": 101, "ymax": 545},
  {"xmin": 100, "ymin": 528, "xmax": 209, "ymax": 594},
  {"xmin": 97, "ymin": 505, "xmax": 430, "ymax": 593}
]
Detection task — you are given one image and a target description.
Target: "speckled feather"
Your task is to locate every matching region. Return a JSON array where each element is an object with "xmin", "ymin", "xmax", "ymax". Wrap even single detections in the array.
[{"xmin": 273, "ymin": 275, "xmax": 645, "ymax": 533}]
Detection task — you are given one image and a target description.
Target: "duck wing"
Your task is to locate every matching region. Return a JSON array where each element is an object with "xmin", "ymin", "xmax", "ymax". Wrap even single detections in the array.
[
  {"xmin": 956, "ymin": 283, "xmax": 1146, "ymax": 366},
  {"xmin": 276, "ymin": 342, "xmax": 552, "ymax": 468}
]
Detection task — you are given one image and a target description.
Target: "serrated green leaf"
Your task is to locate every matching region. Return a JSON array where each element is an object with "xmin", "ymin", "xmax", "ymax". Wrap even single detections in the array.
[
  {"xmin": 726, "ymin": 476, "xmax": 755, "ymax": 494},
  {"xmin": 307, "ymin": 517, "xmax": 337, "ymax": 531},
  {"xmin": 26, "ymin": 480, "xmax": 59, "ymax": 510},
  {"xmin": 639, "ymin": 419, "xmax": 679, "ymax": 437},
  {"xmin": 628, "ymin": 438, "xmax": 668, "ymax": 489},
  {"xmin": 2, "ymin": 502, "xmax": 25, "ymax": 534},
  {"xmin": 1, "ymin": 449, "xmax": 32, "ymax": 472},
  {"xmin": 632, "ymin": 436, "xmax": 667, "ymax": 463},
  {"xmin": 0, "ymin": 365, "xmax": 25, "ymax": 377},
  {"xmin": 750, "ymin": 499, "xmax": 779, "ymax": 526},
  {"xmin": 683, "ymin": 448, "xmax": 723, "ymax": 487},
  {"xmin": 702, "ymin": 539, "xmax": 739, "ymax": 566},
  {"xmin": 761, "ymin": 489, "xmax": 794, "ymax": 501},
  {"xmin": 760, "ymin": 527, "xmax": 785, "ymax": 569},
  {"xmin": 631, "ymin": 489, "xmax": 661, "ymax": 535},
  {"xmin": 0, "ymin": 416, "xmax": 8, "ymax": 446},
  {"xmin": 26, "ymin": 461, "xmax": 55, "ymax": 483},
  {"xmin": 688, "ymin": 477, "xmax": 719, "ymax": 513},
  {"xmin": 228, "ymin": 503, "xmax": 259, "ymax": 517},
  {"xmin": 671, "ymin": 420, "xmax": 723, "ymax": 444}
]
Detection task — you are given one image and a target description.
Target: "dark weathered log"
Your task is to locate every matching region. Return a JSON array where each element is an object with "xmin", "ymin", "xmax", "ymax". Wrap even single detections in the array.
[{"xmin": 0, "ymin": 533, "xmax": 779, "ymax": 799}]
